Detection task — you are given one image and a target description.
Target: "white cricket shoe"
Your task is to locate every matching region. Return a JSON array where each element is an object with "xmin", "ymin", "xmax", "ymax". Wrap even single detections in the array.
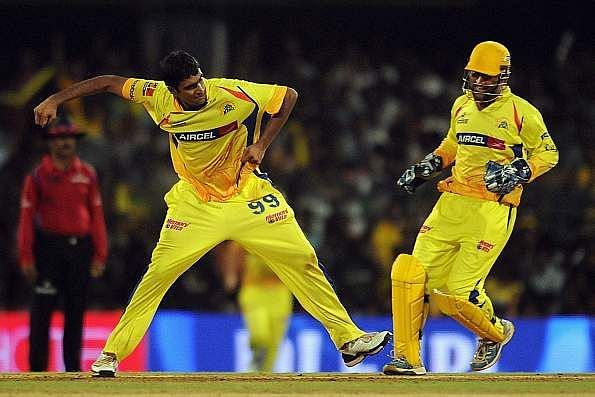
[
  {"xmin": 91, "ymin": 352, "xmax": 118, "ymax": 377},
  {"xmin": 340, "ymin": 331, "xmax": 392, "ymax": 367}
]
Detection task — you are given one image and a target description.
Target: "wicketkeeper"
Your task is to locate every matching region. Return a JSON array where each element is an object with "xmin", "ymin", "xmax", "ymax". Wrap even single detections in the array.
[{"xmin": 383, "ymin": 41, "xmax": 558, "ymax": 375}]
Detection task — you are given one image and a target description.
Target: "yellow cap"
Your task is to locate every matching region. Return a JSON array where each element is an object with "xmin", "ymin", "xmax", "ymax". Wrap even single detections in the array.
[{"xmin": 465, "ymin": 41, "xmax": 511, "ymax": 76}]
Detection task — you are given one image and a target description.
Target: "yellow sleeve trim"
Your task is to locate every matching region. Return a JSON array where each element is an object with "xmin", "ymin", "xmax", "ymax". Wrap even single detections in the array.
[
  {"xmin": 265, "ymin": 85, "xmax": 287, "ymax": 114},
  {"xmin": 121, "ymin": 78, "xmax": 135, "ymax": 100}
]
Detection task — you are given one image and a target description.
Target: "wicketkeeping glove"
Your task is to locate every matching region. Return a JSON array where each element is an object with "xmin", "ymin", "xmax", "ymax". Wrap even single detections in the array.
[
  {"xmin": 397, "ymin": 153, "xmax": 443, "ymax": 194},
  {"xmin": 484, "ymin": 158, "xmax": 532, "ymax": 195}
]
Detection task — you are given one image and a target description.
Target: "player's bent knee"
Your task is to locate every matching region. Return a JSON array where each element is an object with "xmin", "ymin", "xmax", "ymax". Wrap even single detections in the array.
[{"xmin": 390, "ymin": 254, "xmax": 426, "ymax": 284}]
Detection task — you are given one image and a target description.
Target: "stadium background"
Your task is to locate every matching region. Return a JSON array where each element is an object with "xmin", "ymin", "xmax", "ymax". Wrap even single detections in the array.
[{"xmin": 0, "ymin": 1, "xmax": 592, "ymax": 372}]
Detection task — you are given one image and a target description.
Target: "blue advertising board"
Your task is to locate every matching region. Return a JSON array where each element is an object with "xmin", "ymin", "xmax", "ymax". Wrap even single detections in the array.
[{"xmin": 148, "ymin": 312, "xmax": 594, "ymax": 373}]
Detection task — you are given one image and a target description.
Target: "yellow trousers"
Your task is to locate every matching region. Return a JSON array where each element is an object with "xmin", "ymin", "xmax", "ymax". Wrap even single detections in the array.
[
  {"xmin": 104, "ymin": 174, "xmax": 364, "ymax": 360},
  {"xmin": 413, "ymin": 192, "xmax": 517, "ymax": 323}
]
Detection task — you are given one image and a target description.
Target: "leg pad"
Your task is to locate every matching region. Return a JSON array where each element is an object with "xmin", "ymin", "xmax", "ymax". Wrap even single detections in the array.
[
  {"xmin": 432, "ymin": 289, "xmax": 504, "ymax": 342},
  {"xmin": 391, "ymin": 254, "xmax": 426, "ymax": 366}
]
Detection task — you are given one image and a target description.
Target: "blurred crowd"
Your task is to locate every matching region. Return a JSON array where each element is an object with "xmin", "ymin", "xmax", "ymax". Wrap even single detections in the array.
[{"xmin": 0, "ymin": 9, "xmax": 593, "ymax": 318}]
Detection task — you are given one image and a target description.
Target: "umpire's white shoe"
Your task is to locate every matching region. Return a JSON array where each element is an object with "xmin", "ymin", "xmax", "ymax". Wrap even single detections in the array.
[
  {"xmin": 91, "ymin": 352, "xmax": 118, "ymax": 377},
  {"xmin": 340, "ymin": 331, "xmax": 392, "ymax": 367}
]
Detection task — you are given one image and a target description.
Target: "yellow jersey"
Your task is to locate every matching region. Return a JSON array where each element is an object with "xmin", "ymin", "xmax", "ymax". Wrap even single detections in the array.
[
  {"xmin": 122, "ymin": 77, "xmax": 287, "ymax": 202},
  {"xmin": 434, "ymin": 88, "xmax": 558, "ymax": 207}
]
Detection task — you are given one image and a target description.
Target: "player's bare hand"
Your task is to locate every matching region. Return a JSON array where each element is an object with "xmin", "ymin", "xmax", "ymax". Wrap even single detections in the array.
[
  {"xmin": 22, "ymin": 264, "xmax": 38, "ymax": 283},
  {"xmin": 90, "ymin": 261, "xmax": 105, "ymax": 278},
  {"xmin": 33, "ymin": 97, "xmax": 59, "ymax": 127},
  {"xmin": 241, "ymin": 142, "xmax": 266, "ymax": 165}
]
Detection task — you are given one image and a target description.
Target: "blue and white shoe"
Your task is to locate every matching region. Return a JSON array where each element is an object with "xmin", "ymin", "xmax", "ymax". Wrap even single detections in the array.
[
  {"xmin": 383, "ymin": 354, "xmax": 427, "ymax": 375},
  {"xmin": 470, "ymin": 319, "xmax": 515, "ymax": 371}
]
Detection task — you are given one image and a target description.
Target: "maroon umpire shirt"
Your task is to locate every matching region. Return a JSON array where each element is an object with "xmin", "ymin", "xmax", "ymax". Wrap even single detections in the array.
[{"xmin": 17, "ymin": 155, "xmax": 108, "ymax": 268}]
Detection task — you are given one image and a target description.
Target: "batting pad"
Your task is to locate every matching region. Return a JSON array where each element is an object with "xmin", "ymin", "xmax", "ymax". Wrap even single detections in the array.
[
  {"xmin": 432, "ymin": 289, "xmax": 505, "ymax": 342},
  {"xmin": 391, "ymin": 254, "xmax": 427, "ymax": 366}
]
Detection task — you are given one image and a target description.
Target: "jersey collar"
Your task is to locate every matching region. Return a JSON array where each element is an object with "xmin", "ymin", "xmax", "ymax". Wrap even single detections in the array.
[{"xmin": 478, "ymin": 87, "xmax": 512, "ymax": 112}]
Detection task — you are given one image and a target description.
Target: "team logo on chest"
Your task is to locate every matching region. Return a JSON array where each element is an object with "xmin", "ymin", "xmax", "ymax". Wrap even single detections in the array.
[
  {"xmin": 221, "ymin": 101, "xmax": 235, "ymax": 115},
  {"xmin": 497, "ymin": 118, "xmax": 509, "ymax": 130}
]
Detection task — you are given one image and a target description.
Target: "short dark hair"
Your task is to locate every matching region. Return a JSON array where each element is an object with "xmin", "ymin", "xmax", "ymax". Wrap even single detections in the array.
[{"xmin": 160, "ymin": 50, "xmax": 201, "ymax": 89}]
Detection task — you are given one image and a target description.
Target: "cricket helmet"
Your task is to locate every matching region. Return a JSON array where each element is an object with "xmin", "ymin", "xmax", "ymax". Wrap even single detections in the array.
[{"xmin": 462, "ymin": 41, "xmax": 511, "ymax": 103}]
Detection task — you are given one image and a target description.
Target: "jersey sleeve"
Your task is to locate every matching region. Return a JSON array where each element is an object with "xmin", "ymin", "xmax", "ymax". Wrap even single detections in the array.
[
  {"xmin": 519, "ymin": 105, "xmax": 559, "ymax": 181},
  {"xmin": 121, "ymin": 78, "xmax": 171, "ymax": 124},
  {"xmin": 434, "ymin": 96, "xmax": 465, "ymax": 166},
  {"xmin": 233, "ymin": 80, "xmax": 287, "ymax": 115}
]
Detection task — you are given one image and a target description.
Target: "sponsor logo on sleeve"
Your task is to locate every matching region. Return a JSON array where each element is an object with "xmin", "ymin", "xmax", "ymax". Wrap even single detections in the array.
[
  {"xmin": 142, "ymin": 81, "xmax": 158, "ymax": 97},
  {"xmin": 129, "ymin": 79, "xmax": 140, "ymax": 101},
  {"xmin": 545, "ymin": 144, "xmax": 558, "ymax": 152}
]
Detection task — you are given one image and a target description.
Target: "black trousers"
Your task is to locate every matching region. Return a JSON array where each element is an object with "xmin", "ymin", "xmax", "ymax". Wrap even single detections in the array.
[{"xmin": 29, "ymin": 231, "xmax": 92, "ymax": 372}]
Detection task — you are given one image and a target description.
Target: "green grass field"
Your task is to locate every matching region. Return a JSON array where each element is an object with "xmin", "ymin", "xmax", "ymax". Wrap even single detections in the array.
[{"xmin": 0, "ymin": 373, "xmax": 593, "ymax": 396}]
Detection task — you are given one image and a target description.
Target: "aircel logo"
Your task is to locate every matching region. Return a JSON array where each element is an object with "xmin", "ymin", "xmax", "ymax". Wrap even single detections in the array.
[
  {"xmin": 458, "ymin": 134, "xmax": 486, "ymax": 145},
  {"xmin": 175, "ymin": 131, "xmax": 217, "ymax": 141},
  {"xmin": 174, "ymin": 120, "xmax": 238, "ymax": 142},
  {"xmin": 456, "ymin": 133, "xmax": 505, "ymax": 150}
]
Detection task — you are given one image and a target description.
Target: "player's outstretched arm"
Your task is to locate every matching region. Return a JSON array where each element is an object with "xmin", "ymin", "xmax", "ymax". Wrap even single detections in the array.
[{"xmin": 34, "ymin": 75, "xmax": 129, "ymax": 127}]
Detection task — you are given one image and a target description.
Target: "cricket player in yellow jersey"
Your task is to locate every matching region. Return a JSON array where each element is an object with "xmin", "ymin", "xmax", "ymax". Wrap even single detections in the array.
[
  {"xmin": 383, "ymin": 41, "xmax": 558, "ymax": 375},
  {"xmin": 216, "ymin": 241, "xmax": 293, "ymax": 372},
  {"xmin": 34, "ymin": 50, "xmax": 390, "ymax": 377}
]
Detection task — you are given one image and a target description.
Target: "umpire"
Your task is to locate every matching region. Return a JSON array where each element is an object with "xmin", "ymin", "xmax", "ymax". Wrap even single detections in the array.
[{"xmin": 16, "ymin": 115, "xmax": 108, "ymax": 371}]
